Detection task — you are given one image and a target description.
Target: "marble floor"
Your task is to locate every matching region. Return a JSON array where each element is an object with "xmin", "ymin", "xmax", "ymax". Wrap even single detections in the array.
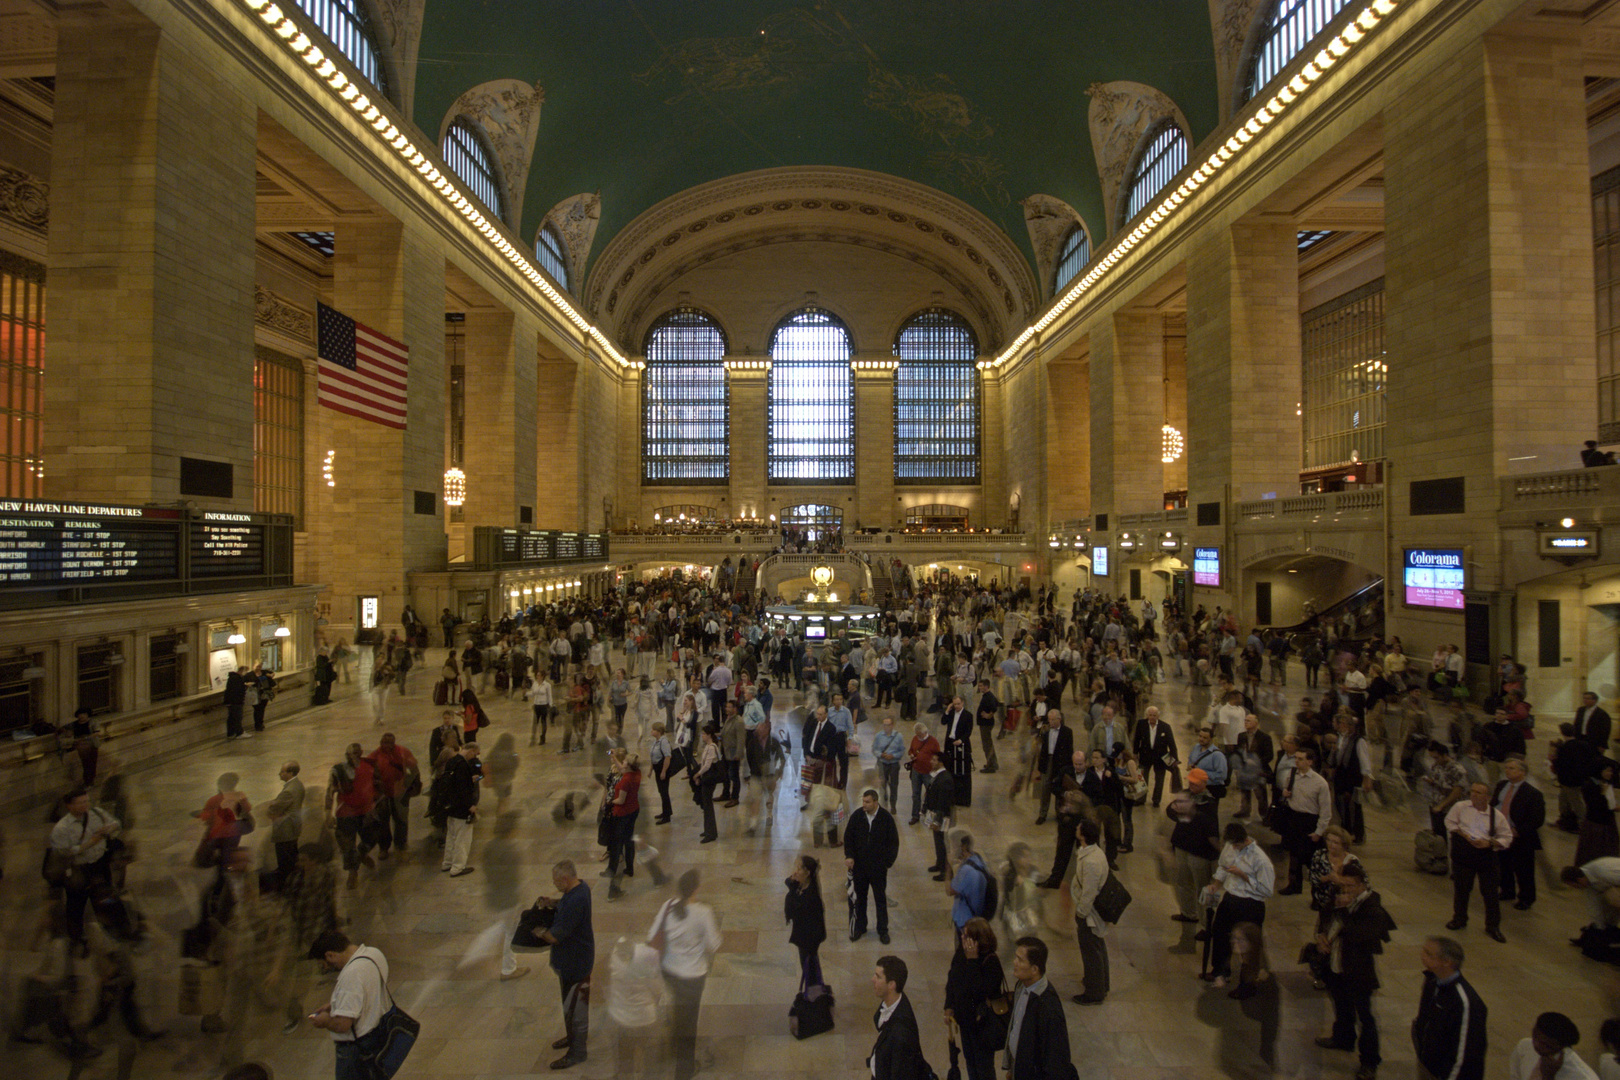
[{"xmin": 2, "ymin": 656, "xmax": 1616, "ymax": 1080}]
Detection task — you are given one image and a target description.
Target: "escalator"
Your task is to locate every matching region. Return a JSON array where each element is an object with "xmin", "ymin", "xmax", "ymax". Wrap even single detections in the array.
[{"xmin": 1258, "ymin": 577, "xmax": 1385, "ymax": 650}]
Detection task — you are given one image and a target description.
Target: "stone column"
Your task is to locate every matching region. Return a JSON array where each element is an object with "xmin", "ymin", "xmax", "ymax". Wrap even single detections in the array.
[
  {"xmin": 728, "ymin": 363, "xmax": 769, "ymax": 517},
  {"xmin": 1384, "ymin": 21, "xmax": 1594, "ymax": 649},
  {"xmin": 854, "ymin": 361, "xmax": 895, "ymax": 529},
  {"xmin": 1046, "ymin": 351, "xmax": 1090, "ymax": 523},
  {"xmin": 308, "ymin": 219, "xmax": 446, "ymax": 627},
  {"xmin": 461, "ymin": 308, "xmax": 537, "ymax": 526},
  {"xmin": 535, "ymin": 347, "xmax": 581, "ymax": 530},
  {"xmin": 45, "ymin": 17, "xmax": 257, "ymax": 507},
  {"xmin": 1185, "ymin": 222, "xmax": 1302, "ymax": 506},
  {"xmin": 1089, "ymin": 312, "xmax": 1167, "ymax": 518}
]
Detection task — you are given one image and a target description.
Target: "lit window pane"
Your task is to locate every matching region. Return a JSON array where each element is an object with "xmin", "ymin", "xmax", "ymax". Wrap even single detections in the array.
[
  {"xmin": 536, "ymin": 224, "xmax": 569, "ymax": 290},
  {"xmin": 768, "ymin": 309, "xmax": 854, "ymax": 483},
  {"xmin": 254, "ymin": 347, "xmax": 304, "ymax": 524},
  {"xmin": 0, "ymin": 260, "xmax": 44, "ymax": 498},
  {"xmin": 1053, "ymin": 227, "xmax": 1091, "ymax": 296},
  {"xmin": 292, "ymin": 0, "xmax": 387, "ymax": 98},
  {"xmin": 1597, "ymin": 167, "xmax": 1620, "ymax": 442},
  {"xmin": 893, "ymin": 309, "xmax": 979, "ymax": 483},
  {"xmin": 442, "ymin": 118, "xmax": 505, "ymax": 221},
  {"xmin": 643, "ymin": 308, "xmax": 729, "ymax": 484},
  {"xmin": 1246, "ymin": 0, "xmax": 1354, "ymax": 104},
  {"xmin": 1302, "ymin": 281, "xmax": 1384, "ymax": 469},
  {"xmin": 1125, "ymin": 124, "xmax": 1188, "ymax": 224}
]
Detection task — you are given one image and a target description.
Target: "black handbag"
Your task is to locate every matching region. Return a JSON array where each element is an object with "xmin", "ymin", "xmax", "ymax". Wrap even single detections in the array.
[
  {"xmin": 511, "ymin": 897, "xmax": 557, "ymax": 948},
  {"xmin": 976, "ymin": 972, "xmax": 1011, "ymax": 1051},
  {"xmin": 789, "ymin": 970, "xmax": 835, "ymax": 1039},
  {"xmin": 354, "ymin": 956, "xmax": 419, "ymax": 1079},
  {"xmin": 1093, "ymin": 871, "xmax": 1133, "ymax": 925}
]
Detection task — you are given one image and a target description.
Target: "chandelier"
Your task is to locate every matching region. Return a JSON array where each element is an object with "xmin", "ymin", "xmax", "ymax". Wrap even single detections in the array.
[
  {"xmin": 443, "ymin": 467, "xmax": 467, "ymax": 507},
  {"xmin": 1161, "ymin": 424, "xmax": 1184, "ymax": 464}
]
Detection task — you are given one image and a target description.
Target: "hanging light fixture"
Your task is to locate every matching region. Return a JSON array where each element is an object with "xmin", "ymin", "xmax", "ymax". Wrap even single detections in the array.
[
  {"xmin": 444, "ymin": 467, "xmax": 466, "ymax": 507},
  {"xmin": 226, "ymin": 623, "xmax": 247, "ymax": 645},
  {"xmin": 1161, "ymin": 375, "xmax": 1183, "ymax": 463}
]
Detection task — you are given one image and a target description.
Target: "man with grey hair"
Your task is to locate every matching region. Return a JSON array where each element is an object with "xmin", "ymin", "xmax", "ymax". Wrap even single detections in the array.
[
  {"xmin": 264, "ymin": 760, "xmax": 304, "ymax": 883},
  {"xmin": 1410, "ymin": 936, "xmax": 1487, "ymax": 1080},
  {"xmin": 538, "ymin": 860, "xmax": 594, "ymax": 1069}
]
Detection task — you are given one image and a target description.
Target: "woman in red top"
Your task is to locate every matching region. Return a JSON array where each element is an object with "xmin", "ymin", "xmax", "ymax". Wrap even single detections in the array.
[
  {"xmin": 905, "ymin": 722, "xmax": 942, "ymax": 825},
  {"xmin": 607, "ymin": 753, "xmax": 642, "ymax": 900},
  {"xmin": 195, "ymin": 771, "xmax": 252, "ymax": 866}
]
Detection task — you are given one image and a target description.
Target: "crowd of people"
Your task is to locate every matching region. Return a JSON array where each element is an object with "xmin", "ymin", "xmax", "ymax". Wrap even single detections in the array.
[{"xmin": 19, "ymin": 568, "xmax": 1620, "ymax": 1079}]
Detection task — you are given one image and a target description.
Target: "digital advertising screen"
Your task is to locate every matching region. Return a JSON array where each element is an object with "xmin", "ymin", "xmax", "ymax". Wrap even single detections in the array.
[
  {"xmin": 803, "ymin": 624, "xmax": 827, "ymax": 639},
  {"xmin": 1090, "ymin": 546, "xmax": 1109, "ymax": 576},
  {"xmin": 1193, "ymin": 547, "xmax": 1221, "ymax": 588},
  {"xmin": 1403, "ymin": 548, "xmax": 1465, "ymax": 610}
]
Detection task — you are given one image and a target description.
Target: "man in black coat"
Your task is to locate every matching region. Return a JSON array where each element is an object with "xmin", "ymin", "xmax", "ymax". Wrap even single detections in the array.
[
  {"xmin": 1033, "ymin": 709, "xmax": 1075, "ymax": 826},
  {"xmin": 845, "ymin": 789, "xmax": 900, "ymax": 943},
  {"xmin": 974, "ymin": 678, "xmax": 1001, "ymax": 773},
  {"xmin": 1410, "ymin": 936, "xmax": 1488, "ymax": 1080},
  {"xmin": 223, "ymin": 666, "xmax": 248, "ymax": 740},
  {"xmin": 1006, "ymin": 936, "xmax": 1070, "ymax": 1080},
  {"xmin": 1551, "ymin": 725, "xmax": 1603, "ymax": 831},
  {"xmin": 1312, "ymin": 862, "xmax": 1396, "ymax": 1079},
  {"xmin": 868, "ymin": 956, "xmax": 926, "ymax": 1080},
  {"xmin": 1575, "ymin": 691, "xmax": 1612, "ymax": 749},
  {"xmin": 1134, "ymin": 705, "xmax": 1179, "ymax": 807},
  {"xmin": 923, "ymin": 761, "xmax": 956, "ymax": 880},
  {"xmin": 1492, "ymin": 755, "xmax": 1546, "ymax": 910}
]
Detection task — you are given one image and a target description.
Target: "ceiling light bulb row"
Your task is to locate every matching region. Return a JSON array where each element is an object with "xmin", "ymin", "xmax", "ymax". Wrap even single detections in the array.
[
  {"xmin": 980, "ymin": 0, "xmax": 1399, "ymax": 372},
  {"xmin": 237, "ymin": 0, "xmax": 632, "ymax": 369}
]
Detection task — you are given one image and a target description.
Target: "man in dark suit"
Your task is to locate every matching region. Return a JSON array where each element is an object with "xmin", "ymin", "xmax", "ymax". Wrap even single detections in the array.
[
  {"xmin": 941, "ymin": 695, "xmax": 974, "ymax": 765},
  {"xmin": 844, "ymin": 788, "xmax": 900, "ymax": 943},
  {"xmin": 868, "ymin": 955, "xmax": 926, "ymax": 1080},
  {"xmin": 1006, "ymin": 936, "xmax": 1070, "ymax": 1080},
  {"xmin": 1575, "ymin": 691, "xmax": 1612, "ymax": 749},
  {"xmin": 923, "ymin": 760, "xmax": 956, "ymax": 879},
  {"xmin": 1492, "ymin": 755, "xmax": 1546, "ymax": 910},
  {"xmin": 1312, "ymin": 862, "xmax": 1396, "ymax": 1080},
  {"xmin": 1134, "ymin": 705, "xmax": 1179, "ymax": 807},
  {"xmin": 974, "ymin": 678, "xmax": 1001, "ymax": 773},
  {"xmin": 1033, "ymin": 709, "xmax": 1075, "ymax": 826},
  {"xmin": 1410, "ymin": 936, "xmax": 1487, "ymax": 1080},
  {"xmin": 1039, "ymin": 749, "xmax": 1087, "ymax": 888}
]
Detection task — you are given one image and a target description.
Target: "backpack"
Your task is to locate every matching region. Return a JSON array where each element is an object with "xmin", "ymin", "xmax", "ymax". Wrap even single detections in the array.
[
  {"xmin": 968, "ymin": 856, "xmax": 998, "ymax": 920},
  {"xmin": 1414, "ymin": 829, "xmax": 1449, "ymax": 875}
]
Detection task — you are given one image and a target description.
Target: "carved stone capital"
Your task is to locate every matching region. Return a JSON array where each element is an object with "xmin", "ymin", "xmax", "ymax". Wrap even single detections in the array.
[
  {"xmin": 254, "ymin": 285, "xmax": 314, "ymax": 343},
  {"xmin": 0, "ymin": 165, "xmax": 47, "ymax": 234}
]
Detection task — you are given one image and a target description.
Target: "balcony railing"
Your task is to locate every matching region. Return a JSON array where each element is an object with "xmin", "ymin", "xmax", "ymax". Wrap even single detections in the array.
[{"xmin": 1238, "ymin": 488, "xmax": 1383, "ymax": 521}]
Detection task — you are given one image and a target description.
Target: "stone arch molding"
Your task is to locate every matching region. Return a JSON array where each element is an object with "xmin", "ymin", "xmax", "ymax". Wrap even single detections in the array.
[
  {"xmin": 585, "ymin": 166, "xmax": 1038, "ymax": 355},
  {"xmin": 1208, "ymin": 0, "xmax": 1275, "ymax": 124},
  {"xmin": 364, "ymin": 0, "xmax": 426, "ymax": 116},
  {"xmin": 1020, "ymin": 194, "xmax": 1089, "ymax": 299},
  {"xmin": 1087, "ymin": 81, "xmax": 1191, "ymax": 241},
  {"xmin": 439, "ymin": 79, "xmax": 546, "ymax": 229},
  {"xmin": 539, "ymin": 192, "xmax": 601, "ymax": 291}
]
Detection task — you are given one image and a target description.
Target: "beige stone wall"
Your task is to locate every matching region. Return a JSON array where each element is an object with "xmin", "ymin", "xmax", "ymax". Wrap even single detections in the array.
[
  {"xmin": 997, "ymin": 358, "xmax": 1046, "ymax": 534},
  {"xmin": 1090, "ymin": 312, "xmax": 1168, "ymax": 517},
  {"xmin": 45, "ymin": 20, "xmax": 258, "ymax": 509},
  {"xmin": 460, "ymin": 307, "xmax": 538, "ymax": 527}
]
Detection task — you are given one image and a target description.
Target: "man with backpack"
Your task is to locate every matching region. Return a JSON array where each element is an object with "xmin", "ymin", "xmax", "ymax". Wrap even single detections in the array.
[{"xmin": 947, "ymin": 831, "xmax": 996, "ymax": 935}]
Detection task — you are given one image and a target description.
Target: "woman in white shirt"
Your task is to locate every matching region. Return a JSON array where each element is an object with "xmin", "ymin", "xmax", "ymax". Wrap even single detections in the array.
[
  {"xmin": 531, "ymin": 674, "xmax": 553, "ymax": 746},
  {"xmin": 649, "ymin": 869, "xmax": 722, "ymax": 1080}
]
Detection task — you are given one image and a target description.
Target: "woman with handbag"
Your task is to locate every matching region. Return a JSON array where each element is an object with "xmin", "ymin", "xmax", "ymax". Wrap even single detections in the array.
[
  {"xmin": 944, "ymin": 916, "xmax": 1006, "ymax": 1080},
  {"xmin": 194, "ymin": 772, "xmax": 252, "ymax": 868},
  {"xmin": 783, "ymin": 854, "xmax": 826, "ymax": 987},
  {"xmin": 1115, "ymin": 746, "xmax": 1147, "ymax": 854}
]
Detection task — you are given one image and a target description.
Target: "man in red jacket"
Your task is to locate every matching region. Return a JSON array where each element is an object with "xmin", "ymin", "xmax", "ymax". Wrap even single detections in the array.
[
  {"xmin": 325, "ymin": 742, "xmax": 376, "ymax": 889},
  {"xmin": 365, "ymin": 732, "xmax": 419, "ymax": 860}
]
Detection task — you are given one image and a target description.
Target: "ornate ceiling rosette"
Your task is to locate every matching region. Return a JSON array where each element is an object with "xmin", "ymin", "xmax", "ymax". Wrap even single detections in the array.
[{"xmin": 584, "ymin": 166, "xmax": 1038, "ymax": 355}]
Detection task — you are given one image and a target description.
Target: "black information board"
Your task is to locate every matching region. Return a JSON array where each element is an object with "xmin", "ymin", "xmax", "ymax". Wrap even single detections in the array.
[
  {"xmin": 191, "ymin": 515, "xmax": 266, "ymax": 576},
  {"xmin": 482, "ymin": 528, "xmax": 608, "ymax": 568},
  {"xmin": 0, "ymin": 509, "xmax": 180, "ymax": 585}
]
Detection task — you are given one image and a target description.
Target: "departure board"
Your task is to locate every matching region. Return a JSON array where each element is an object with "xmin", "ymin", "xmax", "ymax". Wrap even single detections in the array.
[
  {"xmin": 482, "ymin": 528, "xmax": 608, "ymax": 568},
  {"xmin": 191, "ymin": 514, "xmax": 266, "ymax": 576},
  {"xmin": 0, "ymin": 506, "xmax": 180, "ymax": 585}
]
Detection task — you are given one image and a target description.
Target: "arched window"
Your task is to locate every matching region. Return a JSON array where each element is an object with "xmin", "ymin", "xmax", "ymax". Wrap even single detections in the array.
[
  {"xmin": 1245, "ymin": 0, "xmax": 1355, "ymax": 104},
  {"xmin": 768, "ymin": 307, "xmax": 854, "ymax": 483},
  {"xmin": 1123, "ymin": 122, "xmax": 1188, "ymax": 226},
  {"xmin": 293, "ymin": 0, "xmax": 388, "ymax": 98},
  {"xmin": 643, "ymin": 308, "xmax": 728, "ymax": 484},
  {"xmin": 1052, "ymin": 226, "xmax": 1090, "ymax": 295},
  {"xmin": 535, "ymin": 222, "xmax": 568, "ymax": 289},
  {"xmin": 442, "ymin": 118, "xmax": 506, "ymax": 222},
  {"xmin": 893, "ymin": 309, "xmax": 979, "ymax": 483}
]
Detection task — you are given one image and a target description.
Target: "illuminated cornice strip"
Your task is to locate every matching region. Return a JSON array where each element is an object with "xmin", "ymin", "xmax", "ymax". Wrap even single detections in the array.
[
  {"xmin": 980, "ymin": 0, "xmax": 1398, "ymax": 370},
  {"xmin": 237, "ymin": 0, "xmax": 642, "ymax": 370}
]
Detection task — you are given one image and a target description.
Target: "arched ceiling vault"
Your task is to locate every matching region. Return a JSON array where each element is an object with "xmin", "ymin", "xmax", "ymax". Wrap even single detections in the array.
[{"xmin": 588, "ymin": 166, "xmax": 1039, "ymax": 353}]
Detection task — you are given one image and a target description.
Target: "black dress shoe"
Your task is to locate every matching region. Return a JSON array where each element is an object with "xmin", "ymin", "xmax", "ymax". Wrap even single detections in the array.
[
  {"xmin": 1072, "ymin": 994, "xmax": 1105, "ymax": 1006},
  {"xmin": 1034, "ymin": 815, "xmax": 1047, "ymax": 826},
  {"xmin": 879, "ymin": 932, "xmax": 890, "ymax": 944},
  {"xmin": 850, "ymin": 928, "xmax": 865, "ymax": 942},
  {"xmin": 552, "ymin": 1037, "xmax": 573, "ymax": 1050},
  {"xmin": 1314, "ymin": 1037, "xmax": 1355, "ymax": 1051},
  {"xmin": 1486, "ymin": 928, "xmax": 1506, "ymax": 943},
  {"xmin": 1194, "ymin": 930, "xmax": 1210, "ymax": 942},
  {"xmin": 1037, "ymin": 879, "xmax": 1060, "ymax": 889},
  {"xmin": 1445, "ymin": 920, "xmax": 1466, "ymax": 931},
  {"xmin": 932, "ymin": 873, "xmax": 947, "ymax": 882},
  {"xmin": 1513, "ymin": 900, "xmax": 1533, "ymax": 911},
  {"xmin": 1170, "ymin": 914, "xmax": 1198, "ymax": 923}
]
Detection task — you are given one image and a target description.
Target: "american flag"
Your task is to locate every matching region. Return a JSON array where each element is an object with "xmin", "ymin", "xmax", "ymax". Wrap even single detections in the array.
[{"xmin": 316, "ymin": 302, "xmax": 409, "ymax": 429}]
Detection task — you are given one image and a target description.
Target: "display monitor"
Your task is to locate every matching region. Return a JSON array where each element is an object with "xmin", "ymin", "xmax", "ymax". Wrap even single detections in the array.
[
  {"xmin": 803, "ymin": 624, "xmax": 827, "ymax": 639},
  {"xmin": 1193, "ymin": 547, "xmax": 1221, "ymax": 588},
  {"xmin": 1091, "ymin": 546, "xmax": 1109, "ymax": 576},
  {"xmin": 1403, "ymin": 548, "xmax": 1465, "ymax": 609}
]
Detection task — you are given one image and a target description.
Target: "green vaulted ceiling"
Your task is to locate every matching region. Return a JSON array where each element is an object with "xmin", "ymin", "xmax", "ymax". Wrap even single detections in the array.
[{"xmin": 413, "ymin": 0, "xmax": 1219, "ymax": 282}]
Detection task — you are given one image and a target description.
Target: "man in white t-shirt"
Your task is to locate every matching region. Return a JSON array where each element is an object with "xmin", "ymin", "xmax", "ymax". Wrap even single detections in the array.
[{"xmin": 309, "ymin": 930, "xmax": 392, "ymax": 1079}]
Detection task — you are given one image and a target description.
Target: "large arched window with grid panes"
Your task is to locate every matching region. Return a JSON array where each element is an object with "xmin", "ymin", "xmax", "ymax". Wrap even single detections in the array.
[
  {"xmin": 442, "ymin": 118, "xmax": 506, "ymax": 222},
  {"xmin": 893, "ymin": 309, "xmax": 980, "ymax": 483},
  {"xmin": 1244, "ymin": 0, "xmax": 1355, "ymax": 105},
  {"xmin": 768, "ymin": 308, "xmax": 854, "ymax": 483},
  {"xmin": 643, "ymin": 308, "xmax": 729, "ymax": 484},
  {"xmin": 1123, "ymin": 122, "xmax": 1188, "ymax": 228},
  {"xmin": 1052, "ymin": 226, "xmax": 1090, "ymax": 296},
  {"xmin": 535, "ymin": 222, "xmax": 568, "ymax": 290},
  {"xmin": 293, "ymin": 0, "xmax": 389, "ymax": 99}
]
